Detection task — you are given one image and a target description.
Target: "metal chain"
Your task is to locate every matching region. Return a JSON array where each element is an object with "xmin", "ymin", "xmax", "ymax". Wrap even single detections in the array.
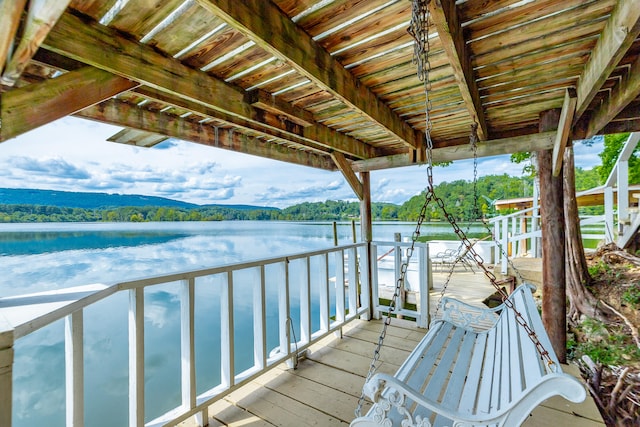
[
  {"xmin": 355, "ymin": 0, "xmax": 435, "ymax": 417},
  {"xmin": 356, "ymin": 0, "xmax": 554, "ymax": 418}
]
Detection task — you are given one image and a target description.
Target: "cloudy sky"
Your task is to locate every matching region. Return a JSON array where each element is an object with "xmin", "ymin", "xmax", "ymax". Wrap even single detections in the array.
[{"xmin": 0, "ymin": 116, "xmax": 604, "ymax": 208}]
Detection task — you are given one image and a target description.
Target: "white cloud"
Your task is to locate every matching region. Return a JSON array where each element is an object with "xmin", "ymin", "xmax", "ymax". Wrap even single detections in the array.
[{"xmin": 0, "ymin": 116, "xmax": 606, "ymax": 208}]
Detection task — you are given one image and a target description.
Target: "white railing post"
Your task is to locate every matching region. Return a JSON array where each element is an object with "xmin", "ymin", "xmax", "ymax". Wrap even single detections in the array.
[
  {"xmin": 359, "ymin": 244, "xmax": 371, "ymax": 320},
  {"xmin": 347, "ymin": 246, "xmax": 358, "ymax": 319},
  {"xmin": 221, "ymin": 272, "xmax": 234, "ymax": 388},
  {"xmin": 418, "ymin": 244, "xmax": 429, "ymax": 328},
  {"xmin": 129, "ymin": 287, "xmax": 144, "ymax": 427},
  {"xmin": 501, "ymin": 218, "xmax": 509, "ymax": 274},
  {"xmin": 254, "ymin": 266, "xmax": 266, "ymax": 371},
  {"xmin": 301, "ymin": 257, "xmax": 311, "ymax": 345},
  {"xmin": 605, "ymin": 186, "xmax": 615, "ymax": 243},
  {"xmin": 65, "ymin": 311, "xmax": 84, "ymax": 427},
  {"xmin": 320, "ymin": 254, "xmax": 330, "ymax": 332},
  {"xmin": 0, "ymin": 315, "xmax": 14, "ymax": 427},
  {"xmin": 180, "ymin": 279, "xmax": 196, "ymax": 413},
  {"xmin": 371, "ymin": 244, "xmax": 381, "ymax": 320},
  {"xmin": 334, "ymin": 250, "xmax": 346, "ymax": 326},
  {"xmin": 618, "ymin": 159, "xmax": 630, "ymax": 232}
]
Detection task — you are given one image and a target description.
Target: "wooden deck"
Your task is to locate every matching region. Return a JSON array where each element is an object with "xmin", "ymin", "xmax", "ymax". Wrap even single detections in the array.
[{"xmin": 183, "ymin": 272, "xmax": 604, "ymax": 427}]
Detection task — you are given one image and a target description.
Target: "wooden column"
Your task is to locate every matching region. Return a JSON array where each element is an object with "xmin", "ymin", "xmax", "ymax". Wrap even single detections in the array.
[
  {"xmin": 537, "ymin": 109, "xmax": 566, "ymax": 362},
  {"xmin": 359, "ymin": 172, "xmax": 374, "ymax": 319}
]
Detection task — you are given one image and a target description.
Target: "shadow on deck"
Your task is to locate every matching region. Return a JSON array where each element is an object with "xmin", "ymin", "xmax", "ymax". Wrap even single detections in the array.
[{"xmin": 183, "ymin": 272, "xmax": 604, "ymax": 427}]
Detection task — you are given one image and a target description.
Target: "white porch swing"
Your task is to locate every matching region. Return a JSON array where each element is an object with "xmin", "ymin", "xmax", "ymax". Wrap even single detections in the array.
[{"xmin": 350, "ymin": 1, "xmax": 586, "ymax": 426}]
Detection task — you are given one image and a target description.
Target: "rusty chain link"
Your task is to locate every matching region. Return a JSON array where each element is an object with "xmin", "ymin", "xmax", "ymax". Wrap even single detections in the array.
[{"xmin": 356, "ymin": 0, "xmax": 554, "ymax": 418}]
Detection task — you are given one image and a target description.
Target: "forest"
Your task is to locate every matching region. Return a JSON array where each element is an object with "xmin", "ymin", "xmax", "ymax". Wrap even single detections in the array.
[{"xmin": 0, "ymin": 169, "xmax": 602, "ymax": 223}]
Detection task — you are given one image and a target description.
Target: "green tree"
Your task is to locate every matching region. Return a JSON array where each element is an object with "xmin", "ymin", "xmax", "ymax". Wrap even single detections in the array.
[{"xmin": 595, "ymin": 133, "xmax": 640, "ymax": 184}]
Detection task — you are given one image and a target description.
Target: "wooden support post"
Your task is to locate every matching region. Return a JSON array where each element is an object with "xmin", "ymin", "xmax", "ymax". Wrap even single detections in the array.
[{"xmin": 538, "ymin": 109, "xmax": 566, "ymax": 363}]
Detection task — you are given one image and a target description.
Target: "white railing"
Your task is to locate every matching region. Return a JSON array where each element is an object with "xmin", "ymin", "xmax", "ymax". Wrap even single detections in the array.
[
  {"xmin": 0, "ymin": 241, "xmax": 432, "ymax": 427},
  {"xmin": 1, "ymin": 243, "xmax": 375, "ymax": 427},
  {"xmin": 490, "ymin": 209, "xmax": 608, "ymax": 274},
  {"xmin": 370, "ymin": 241, "xmax": 430, "ymax": 328}
]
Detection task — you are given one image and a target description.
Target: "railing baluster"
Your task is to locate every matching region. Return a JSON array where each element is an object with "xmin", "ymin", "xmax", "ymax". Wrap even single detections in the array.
[
  {"xmin": 180, "ymin": 278, "xmax": 196, "ymax": 410},
  {"xmin": 220, "ymin": 272, "xmax": 234, "ymax": 388},
  {"xmin": 65, "ymin": 311, "xmax": 84, "ymax": 427},
  {"xmin": 371, "ymin": 243, "xmax": 380, "ymax": 320},
  {"xmin": 358, "ymin": 244, "xmax": 371, "ymax": 320},
  {"xmin": 334, "ymin": 250, "xmax": 345, "ymax": 326},
  {"xmin": 320, "ymin": 253, "xmax": 329, "ymax": 333},
  {"xmin": 347, "ymin": 247, "xmax": 357, "ymax": 319},
  {"xmin": 300, "ymin": 257, "xmax": 311, "ymax": 345},
  {"xmin": 253, "ymin": 266, "xmax": 266, "ymax": 370},
  {"xmin": 419, "ymin": 244, "xmax": 429, "ymax": 328},
  {"xmin": 128, "ymin": 287, "xmax": 144, "ymax": 427}
]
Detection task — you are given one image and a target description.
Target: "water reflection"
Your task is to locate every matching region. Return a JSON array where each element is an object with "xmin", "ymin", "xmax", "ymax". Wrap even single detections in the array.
[{"xmin": 1, "ymin": 221, "xmax": 479, "ymax": 427}]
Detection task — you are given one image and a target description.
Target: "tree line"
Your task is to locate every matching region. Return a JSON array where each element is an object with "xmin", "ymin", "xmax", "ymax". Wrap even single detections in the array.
[{"xmin": 0, "ymin": 169, "xmax": 609, "ymax": 223}]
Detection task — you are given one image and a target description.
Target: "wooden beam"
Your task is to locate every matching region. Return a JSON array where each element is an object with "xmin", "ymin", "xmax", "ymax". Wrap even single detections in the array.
[
  {"xmin": 75, "ymin": 99, "xmax": 336, "ymax": 171},
  {"xmin": 1, "ymin": 66, "xmax": 138, "ymax": 141},
  {"xmin": 351, "ymin": 131, "xmax": 556, "ymax": 172},
  {"xmin": 107, "ymin": 128, "xmax": 169, "ymax": 148},
  {"xmin": 134, "ymin": 86, "xmax": 375, "ymax": 159},
  {"xmin": 195, "ymin": 0, "xmax": 421, "ymax": 150},
  {"xmin": 331, "ymin": 152, "xmax": 363, "ymax": 201},
  {"xmin": 0, "ymin": 0, "xmax": 27, "ymax": 75},
  {"xmin": 428, "ymin": 0, "xmax": 488, "ymax": 141},
  {"xmin": 1, "ymin": 0, "xmax": 71, "ymax": 86},
  {"xmin": 552, "ymin": 88, "xmax": 577, "ymax": 177},
  {"xmin": 574, "ymin": 0, "xmax": 640, "ymax": 120},
  {"xmin": 245, "ymin": 90, "xmax": 313, "ymax": 127},
  {"xmin": 586, "ymin": 54, "xmax": 640, "ymax": 137},
  {"xmin": 41, "ymin": 13, "xmax": 373, "ymax": 161}
]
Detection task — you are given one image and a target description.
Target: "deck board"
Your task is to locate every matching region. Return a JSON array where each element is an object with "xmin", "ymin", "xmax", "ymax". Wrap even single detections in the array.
[{"xmin": 183, "ymin": 272, "xmax": 604, "ymax": 427}]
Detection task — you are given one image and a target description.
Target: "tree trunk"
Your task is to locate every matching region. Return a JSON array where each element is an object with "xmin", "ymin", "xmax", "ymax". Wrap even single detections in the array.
[
  {"xmin": 563, "ymin": 145, "xmax": 614, "ymax": 323},
  {"xmin": 538, "ymin": 109, "xmax": 566, "ymax": 362}
]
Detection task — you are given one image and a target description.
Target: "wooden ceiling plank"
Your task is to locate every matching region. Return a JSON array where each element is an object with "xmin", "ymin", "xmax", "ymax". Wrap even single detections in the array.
[
  {"xmin": 1, "ymin": 0, "xmax": 72, "ymax": 86},
  {"xmin": 1, "ymin": 66, "xmax": 138, "ymax": 141},
  {"xmin": 42, "ymin": 12, "xmax": 372, "ymax": 160},
  {"xmin": 574, "ymin": 0, "xmax": 640, "ymax": 120},
  {"xmin": 246, "ymin": 89, "xmax": 314, "ymax": 127},
  {"xmin": 195, "ymin": 0, "xmax": 421, "ymax": 150},
  {"xmin": 331, "ymin": 151, "xmax": 364, "ymax": 200},
  {"xmin": 586, "ymin": 53, "xmax": 640, "ymax": 137},
  {"xmin": 352, "ymin": 131, "xmax": 556, "ymax": 172},
  {"xmin": 0, "ymin": 0, "xmax": 28, "ymax": 75},
  {"xmin": 76, "ymin": 98, "xmax": 336, "ymax": 171},
  {"xmin": 552, "ymin": 88, "xmax": 577, "ymax": 176},
  {"xmin": 429, "ymin": 0, "xmax": 488, "ymax": 141}
]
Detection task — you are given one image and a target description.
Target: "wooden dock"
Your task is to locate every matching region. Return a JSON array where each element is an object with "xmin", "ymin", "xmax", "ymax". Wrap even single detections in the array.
[{"xmin": 183, "ymin": 272, "xmax": 604, "ymax": 427}]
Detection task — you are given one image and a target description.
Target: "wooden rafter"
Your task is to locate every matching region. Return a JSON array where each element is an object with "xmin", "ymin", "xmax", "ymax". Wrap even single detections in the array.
[
  {"xmin": 428, "ymin": 0, "xmax": 488, "ymax": 141},
  {"xmin": 586, "ymin": 53, "xmax": 640, "ymax": 137},
  {"xmin": 552, "ymin": 88, "xmax": 577, "ymax": 177},
  {"xmin": 132, "ymin": 87, "xmax": 375, "ymax": 160},
  {"xmin": 0, "ymin": 0, "xmax": 27, "ymax": 75},
  {"xmin": 352, "ymin": 131, "xmax": 556, "ymax": 172},
  {"xmin": 41, "ymin": 12, "xmax": 373, "ymax": 161},
  {"xmin": 331, "ymin": 152, "xmax": 363, "ymax": 201},
  {"xmin": 574, "ymin": 0, "xmax": 640, "ymax": 120},
  {"xmin": 1, "ymin": 66, "xmax": 137, "ymax": 141},
  {"xmin": 1, "ymin": 0, "xmax": 71, "ymax": 86},
  {"xmin": 195, "ymin": 0, "xmax": 421, "ymax": 150},
  {"xmin": 76, "ymin": 99, "xmax": 336, "ymax": 171}
]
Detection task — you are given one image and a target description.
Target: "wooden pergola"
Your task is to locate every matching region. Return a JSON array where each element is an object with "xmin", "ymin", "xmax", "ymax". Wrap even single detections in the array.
[{"xmin": 1, "ymin": 0, "xmax": 639, "ymax": 365}]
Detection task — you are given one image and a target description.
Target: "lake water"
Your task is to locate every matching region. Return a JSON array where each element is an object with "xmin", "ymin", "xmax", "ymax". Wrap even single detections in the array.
[{"xmin": 0, "ymin": 221, "xmax": 486, "ymax": 427}]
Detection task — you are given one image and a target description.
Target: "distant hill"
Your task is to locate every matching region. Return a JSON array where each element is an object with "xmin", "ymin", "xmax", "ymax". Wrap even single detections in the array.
[{"xmin": 0, "ymin": 188, "xmax": 276, "ymax": 211}]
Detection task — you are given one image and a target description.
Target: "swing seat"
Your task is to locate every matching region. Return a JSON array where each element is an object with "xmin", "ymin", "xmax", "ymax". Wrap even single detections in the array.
[{"xmin": 351, "ymin": 284, "xmax": 586, "ymax": 427}]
